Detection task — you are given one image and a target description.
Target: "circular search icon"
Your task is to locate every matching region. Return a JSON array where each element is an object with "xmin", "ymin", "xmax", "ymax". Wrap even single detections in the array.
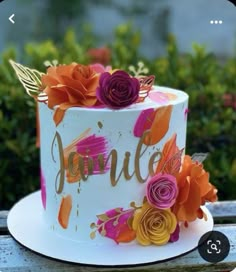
[{"xmin": 198, "ymin": 230, "xmax": 230, "ymax": 263}]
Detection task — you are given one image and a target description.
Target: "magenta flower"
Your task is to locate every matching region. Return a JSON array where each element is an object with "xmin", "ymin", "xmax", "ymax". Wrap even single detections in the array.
[
  {"xmin": 146, "ymin": 173, "xmax": 178, "ymax": 209},
  {"xmin": 96, "ymin": 70, "xmax": 140, "ymax": 109}
]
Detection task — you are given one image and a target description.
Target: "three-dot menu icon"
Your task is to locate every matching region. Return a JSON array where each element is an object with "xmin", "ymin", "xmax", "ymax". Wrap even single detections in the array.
[{"xmin": 210, "ymin": 20, "xmax": 223, "ymax": 24}]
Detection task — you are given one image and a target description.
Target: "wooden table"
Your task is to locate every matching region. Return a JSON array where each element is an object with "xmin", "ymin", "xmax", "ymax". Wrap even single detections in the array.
[{"xmin": 0, "ymin": 201, "xmax": 236, "ymax": 272}]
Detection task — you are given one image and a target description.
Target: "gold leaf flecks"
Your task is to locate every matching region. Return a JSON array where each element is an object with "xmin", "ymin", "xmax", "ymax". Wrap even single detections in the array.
[
  {"xmin": 97, "ymin": 121, "xmax": 103, "ymax": 129},
  {"xmin": 9, "ymin": 59, "xmax": 45, "ymax": 98},
  {"xmin": 96, "ymin": 213, "xmax": 110, "ymax": 222},
  {"xmin": 90, "ymin": 231, "xmax": 96, "ymax": 240}
]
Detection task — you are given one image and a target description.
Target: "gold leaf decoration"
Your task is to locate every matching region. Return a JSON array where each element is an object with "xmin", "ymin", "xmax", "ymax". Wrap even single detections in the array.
[
  {"xmin": 90, "ymin": 222, "xmax": 96, "ymax": 229},
  {"xmin": 191, "ymin": 153, "xmax": 209, "ymax": 163},
  {"xmin": 9, "ymin": 59, "xmax": 46, "ymax": 99},
  {"xmin": 138, "ymin": 75, "xmax": 155, "ymax": 102},
  {"xmin": 96, "ymin": 213, "xmax": 110, "ymax": 222},
  {"xmin": 100, "ymin": 229, "xmax": 106, "ymax": 236},
  {"xmin": 90, "ymin": 231, "xmax": 96, "ymax": 239}
]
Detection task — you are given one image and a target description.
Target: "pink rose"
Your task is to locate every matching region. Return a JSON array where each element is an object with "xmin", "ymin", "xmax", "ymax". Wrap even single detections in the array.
[{"xmin": 146, "ymin": 173, "xmax": 178, "ymax": 209}]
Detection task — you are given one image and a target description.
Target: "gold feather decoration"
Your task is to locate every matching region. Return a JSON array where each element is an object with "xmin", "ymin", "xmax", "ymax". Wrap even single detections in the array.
[{"xmin": 9, "ymin": 60, "xmax": 47, "ymax": 101}]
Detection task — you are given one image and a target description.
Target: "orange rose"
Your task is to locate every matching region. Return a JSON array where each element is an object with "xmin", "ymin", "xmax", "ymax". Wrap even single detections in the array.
[
  {"xmin": 41, "ymin": 63, "xmax": 99, "ymax": 125},
  {"xmin": 172, "ymin": 155, "xmax": 218, "ymax": 222}
]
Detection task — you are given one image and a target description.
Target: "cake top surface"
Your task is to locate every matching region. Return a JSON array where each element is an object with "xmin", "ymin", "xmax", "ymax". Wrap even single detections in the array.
[{"xmin": 64, "ymin": 86, "xmax": 188, "ymax": 112}]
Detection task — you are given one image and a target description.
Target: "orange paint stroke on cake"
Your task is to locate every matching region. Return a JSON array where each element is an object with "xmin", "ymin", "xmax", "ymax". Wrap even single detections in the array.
[
  {"xmin": 58, "ymin": 195, "xmax": 72, "ymax": 229},
  {"xmin": 144, "ymin": 105, "xmax": 173, "ymax": 145}
]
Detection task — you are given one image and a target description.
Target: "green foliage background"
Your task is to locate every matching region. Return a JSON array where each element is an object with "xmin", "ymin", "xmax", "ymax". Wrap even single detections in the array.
[{"xmin": 0, "ymin": 25, "xmax": 236, "ymax": 209}]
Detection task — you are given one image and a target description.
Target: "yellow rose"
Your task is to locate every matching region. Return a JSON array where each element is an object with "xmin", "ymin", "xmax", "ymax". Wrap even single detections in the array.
[{"xmin": 132, "ymin": 202, "xmax": 177, "ymax": 246}]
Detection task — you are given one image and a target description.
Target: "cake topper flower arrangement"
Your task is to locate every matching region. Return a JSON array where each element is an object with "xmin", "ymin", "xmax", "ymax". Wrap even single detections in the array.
[{"xmin": 9, "ymin": 60, "xmax": 155, "ymax": 126}]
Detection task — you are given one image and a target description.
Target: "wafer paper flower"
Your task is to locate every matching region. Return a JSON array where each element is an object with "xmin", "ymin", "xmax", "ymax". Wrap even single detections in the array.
[
  {"xmin": 172, "ymin": 155, "xmax": 218, "ymax": 222},
  {"xmin": 146, "ymin": 173, "xmax": 178, "ymax": 209},
  {"xmin": 132, "ymin": 202, "xmax": 177, "ymax": 246},
  {"xmin": 41, "ymin": 63, "xmax": 100, "ymax": 125},
  {"xmin": 96, "ymin": 70, "xmax": 140, "ymax": 109}
]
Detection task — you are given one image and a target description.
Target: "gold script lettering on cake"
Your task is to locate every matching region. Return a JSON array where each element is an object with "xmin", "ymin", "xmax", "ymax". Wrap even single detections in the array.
[{"xmin": 51, "ymin": 131, "xmax": 162, "ymax": 194}]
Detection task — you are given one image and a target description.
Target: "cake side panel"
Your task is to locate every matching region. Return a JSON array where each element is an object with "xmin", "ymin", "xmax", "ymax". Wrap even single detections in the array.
[{"xmin": 39, "ymin": 96, "xmax": 188, "ymax": 244}]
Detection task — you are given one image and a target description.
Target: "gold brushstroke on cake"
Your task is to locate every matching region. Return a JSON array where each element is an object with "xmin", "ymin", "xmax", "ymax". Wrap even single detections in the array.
[
  {"xmin": 58, "ymin": 195, "xmax": 72, "ymax": 229},
  {"xmin": 51, "ymin": 132, "xmax": 65, "ymax": 194},
  {"xmin": 63, "ymin": 128, "xmax": 91, "ymax": 183}
]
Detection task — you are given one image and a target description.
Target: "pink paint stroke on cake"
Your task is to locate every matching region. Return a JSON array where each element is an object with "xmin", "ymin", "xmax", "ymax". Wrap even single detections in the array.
[
  {"xmin": 63, "ymin": 129, "xmax": 110, "ymax": 183},
  {"xmin": 133, "ymin": 105, "xmax": 173, "ymax": 145},
  {"xmin": 76, "ymin": 134, "xmax": 110, "ymax": 175},
  {"xmin": 148, "ymin": 91, "xmax": 177, "ymax": 105},
  {"xmin": 133, "ymin": 108, "xmax": 155, "ymax": 137},
  {"xmin": 40, "ymin": 168, "xmax": 46, "ymax": 210}
]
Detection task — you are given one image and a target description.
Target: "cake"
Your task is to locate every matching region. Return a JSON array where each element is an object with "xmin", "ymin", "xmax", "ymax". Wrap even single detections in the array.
[{"xmin": 10, "ymin": 60, "xmax": 218, "ymax": 250}]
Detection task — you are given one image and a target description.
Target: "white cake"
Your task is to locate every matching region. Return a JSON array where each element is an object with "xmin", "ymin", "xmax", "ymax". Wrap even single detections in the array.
[{"xmin": 39, "ymin": 86, "xmax": 188, "ymax": 244}]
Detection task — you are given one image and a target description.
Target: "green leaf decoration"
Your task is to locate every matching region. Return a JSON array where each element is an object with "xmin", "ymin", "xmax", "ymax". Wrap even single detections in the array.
[{"xmin": 9, "ymin": 59, "xmax": 45, "ymax": 99}]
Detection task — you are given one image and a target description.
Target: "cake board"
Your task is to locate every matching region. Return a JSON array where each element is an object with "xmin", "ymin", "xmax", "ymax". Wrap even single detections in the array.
[{"xmin": 7, "ymin": 191, "xmax": 214, "ymax": 267}]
